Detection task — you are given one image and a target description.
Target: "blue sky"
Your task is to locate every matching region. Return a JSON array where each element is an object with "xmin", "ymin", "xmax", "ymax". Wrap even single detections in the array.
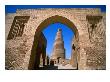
[
  {"xmin": 5, "ymin": 5, "xmax": 106, "ymax": 59},
  {"xmin": 5, "ymin": 5, "xmax": 106, "ymax": 13},
  {"xmin": 43, "ymin": 23, "xmax": 74, "ymax": 59}
]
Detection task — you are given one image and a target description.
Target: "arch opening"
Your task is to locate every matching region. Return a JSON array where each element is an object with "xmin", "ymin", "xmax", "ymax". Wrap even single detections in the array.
[{"xmin": 28, "ymin": 15, "xmax": 79, "ymax": 70}]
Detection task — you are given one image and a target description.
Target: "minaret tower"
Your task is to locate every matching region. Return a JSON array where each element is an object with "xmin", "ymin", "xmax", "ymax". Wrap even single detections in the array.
[{"xmin": 51, "ymin": 28, "xmax": 65, "ymax": 60}]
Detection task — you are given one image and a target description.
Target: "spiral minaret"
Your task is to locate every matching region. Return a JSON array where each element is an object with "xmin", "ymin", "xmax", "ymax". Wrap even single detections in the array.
[{"xmin": 51, "ymin": 28, "xmax": 65, "ymax": 60}]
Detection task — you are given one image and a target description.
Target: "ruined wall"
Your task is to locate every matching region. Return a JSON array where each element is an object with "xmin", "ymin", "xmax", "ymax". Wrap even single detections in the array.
[
  {"xmin": 5, "ymin": 8, "xmax": 106, "ymax": 70},
  {"xmin": 5, "ymin": 14, "xmax": 31, "ymax": 69},
  {"xmin": 84, "ymin": 14, "xmax": 106, "ymax": 69},
  {"xmin": 70, "ymin": 37, "xmax": 78, "ymax": 69},
  {"xmin": 71, "ymin": 12, "xmax": 106, "ymax": 70}
]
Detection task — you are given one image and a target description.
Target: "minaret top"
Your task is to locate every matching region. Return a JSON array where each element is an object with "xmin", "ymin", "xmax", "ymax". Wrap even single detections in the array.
[{"xmin": 58, "ymin": 28, "xmax": 62, "ymax": 32}]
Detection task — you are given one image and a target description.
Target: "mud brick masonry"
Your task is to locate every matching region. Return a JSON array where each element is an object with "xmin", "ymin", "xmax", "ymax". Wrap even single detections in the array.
[{"xmin": 5, "ymin": 8, "xmax": 106, "ymax": 70}]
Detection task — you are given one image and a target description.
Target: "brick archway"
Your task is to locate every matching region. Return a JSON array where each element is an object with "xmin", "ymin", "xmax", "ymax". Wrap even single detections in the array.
[
  {"xmin": 5, "ymin": 8, "xmax": 106, "ymax": 70},
  {"xmin": 28, "ymin": 15, "xmax": 80, "ymax": 69}
]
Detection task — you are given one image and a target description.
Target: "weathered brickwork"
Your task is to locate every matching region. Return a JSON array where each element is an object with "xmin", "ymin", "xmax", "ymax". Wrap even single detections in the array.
[{"xmin": 5, "ymin": 8, "xmax": 106, "ymax": 70}]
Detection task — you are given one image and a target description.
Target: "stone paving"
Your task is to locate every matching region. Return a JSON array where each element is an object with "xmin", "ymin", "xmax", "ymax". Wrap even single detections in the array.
[
  {"xmin": 55, "ymin": 64, "xmax": 76, "ymax": 70},
  {"xmin": 39, "ymin": 64, "xmax": 76, "ymax": 70}
]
